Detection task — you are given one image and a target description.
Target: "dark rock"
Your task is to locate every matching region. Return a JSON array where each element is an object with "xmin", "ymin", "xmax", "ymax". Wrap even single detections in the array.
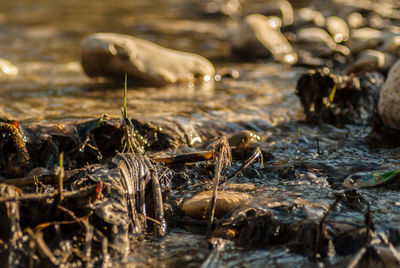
[{"xmin": 296, "ymin": 68, "xmax": 384, "ymax": 125}]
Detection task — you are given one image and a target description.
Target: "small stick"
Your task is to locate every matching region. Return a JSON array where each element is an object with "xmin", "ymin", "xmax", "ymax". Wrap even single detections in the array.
[
  {"xmin": 0, "ymin": 185, "xmax": 97, "ymax": 203},
  {"xmin": 316, "ymin": 136, "xmax": 320, "ymax": 155},
  {"xmin": 219, "ymin": 147, "xmax": 262, "ymax": 186},
  {"xmin": 364, "ymin": 204, "xmax": 375, "ymax": 244},
  {"xmin": 57, "ymin": 205, "xmax": 93, "ymax": 258},
  {"xmin": 313, "ymin": 197, "xmax": 340, "ymax": 258},
  {"xmin": 152, "ymin": 151, "xmax": 214, "ymax": 165},
  {"xmin": 0, "ymin": 168, "xmax": 84, "ymax": 187}
]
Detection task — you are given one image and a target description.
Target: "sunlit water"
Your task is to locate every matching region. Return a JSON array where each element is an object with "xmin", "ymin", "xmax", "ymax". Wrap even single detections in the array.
[{"xmin": 0, "ymin": 0, "xmax": 302, "ymax": 125}]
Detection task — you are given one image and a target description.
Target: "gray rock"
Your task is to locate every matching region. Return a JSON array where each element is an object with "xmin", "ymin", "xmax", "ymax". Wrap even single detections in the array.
[
  {"xmin": 346, "ymin": 49, "xmax": 397, "ymax": 74},
  {"xmin": 349, "ymin": 39, "xmax": 381, "ymax": 55},
  {"xmin": 378, "ymin": 60, "xmax": 400, "ymax": 129},
  {"xmin": 81, "ymin": 33, "xmax": 215, "ymax": 85},
  {"xmin": 230, "ymin": 14, "xmax": 297, "ymax": 64}
]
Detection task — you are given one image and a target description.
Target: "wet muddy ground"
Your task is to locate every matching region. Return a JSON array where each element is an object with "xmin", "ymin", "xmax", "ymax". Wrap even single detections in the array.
[{"xmin": 1, "ymin": 0, "xmax": 400, "ymax": 267}]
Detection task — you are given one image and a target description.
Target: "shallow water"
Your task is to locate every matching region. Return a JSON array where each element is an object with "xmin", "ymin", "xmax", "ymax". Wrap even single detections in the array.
[
  {"xmin": 0, "ymin": 0, "xmax": 302, "ymax": 125},
  {"xmin": 1, "ymin": 0, "xmax": 400, "ymax": 267}
]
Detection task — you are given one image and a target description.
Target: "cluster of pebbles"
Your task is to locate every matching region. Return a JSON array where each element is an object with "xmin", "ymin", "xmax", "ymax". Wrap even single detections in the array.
[
  {"xmin": 1, "ymin": 0, "xmax": 399, "ymax": 129},
  {"xmin": 78, "ymin": 0, "xmax": 400, "ymax": 129}
]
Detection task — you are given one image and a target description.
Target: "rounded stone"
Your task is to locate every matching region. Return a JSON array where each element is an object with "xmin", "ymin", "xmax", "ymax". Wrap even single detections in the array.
[
  {"xmin": 181, "ymin": 190, "xmax": 250, "ymax": 219},
  {"xmin": 378, "ymin": 59, "xmax": 400, "ymax": 129},
  {"xmin": 81, "ymin": 33, "xmax": 215, "ymax": 85},
  {"xmin": 230, "ymin": 14, "xmax": 297, "ymax": 64}
]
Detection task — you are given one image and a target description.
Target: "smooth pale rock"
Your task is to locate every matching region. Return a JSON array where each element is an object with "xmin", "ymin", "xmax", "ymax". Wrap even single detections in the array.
[
  {"xmin": 181, "ymin": 190, "xmax": 250, "ymax": 219},
  {"xmin": 382, "ymin": 35, "xmax": 400, "ymax": 56},
  {"xmin": 202, "ymin": 0, "xmax": 241, "ymax": 17},
  {"xmin": 255, "ymin": 0, "xmax": 294, "ymax": 26},
  {"xmin": 0, "ymin": 58, "xmax": 18, "ymax": 79},
  {"xmin": 297, "ymin": 27, "xmax": 350, "ymax": 55},
  {"xmin": 297, "ymin": 8, "xmax": 325, "ymax": 27},
  {"xmin": 351, "ymin": 27, "xmax": 384, "ymax": 41},
  {"xmin": 347, "ymin": 12, "xmax": 365, "ymax": 29},
  {"xmin": 326, "ymin": 16, "xmax": 350, "ymax": 43},
  {"xmin": 378, "ymin": 60, "xmax": 400, "ymax": 129},
  {"xmin": 230, "ymin": 14, "xmax": 297, "ymax": 64},
  {"xmin": 81, "ymin": 33, "xmax": 215, "ymax": 85}
]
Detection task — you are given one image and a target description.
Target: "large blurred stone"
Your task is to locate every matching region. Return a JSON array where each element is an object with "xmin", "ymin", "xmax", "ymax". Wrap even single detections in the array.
[
  {"xmin": 230, "ymin": 14, "xmax": 297, "ymax": 64},
  {"xmin": 378, "ymin": 60, "xmax": 400, "ymax": 129},
  {"xmin": 346, "ymin": 49, "xmax": 397, "ymax": 74},
  {"xmin": 81, "ymin": 33, "xmax": 215, "ymax": 85}
]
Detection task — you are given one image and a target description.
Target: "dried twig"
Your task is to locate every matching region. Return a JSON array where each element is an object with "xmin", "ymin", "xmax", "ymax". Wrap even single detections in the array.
[
  {"xmin": 219, "ymin": 147, "xmax": 263, "ymax": 186},
  {"xmin": 0, "ymin": 185, "xmax": 97, "ymax": 203},
  {"xmin": 207, "ymin": 137, "xmax": 231, "ymax": 235},
  {"xmin": 151, "ymin": 172, "xmax": 166, "ymax": 236},
  {"xmin": 152, "ymin": 151, "xmax": 214, "ymax": 164},
  {"xmin": 57, "ymin": 205, "xmax": 94, "ymax": 258},
  {"xmin": 313, "ymin": 196, "xmax": 340, "ymax": 258},
  {"xmin": 364, "ymin": 204, "xmax": 375, "ymax": 244},
  {"xmin": 25, "ymin": 228, "xmax": 60, "ymax": 266},
  {"xmin": 0, "ymin": 168, "xmax": 84, "ymax": 187}
]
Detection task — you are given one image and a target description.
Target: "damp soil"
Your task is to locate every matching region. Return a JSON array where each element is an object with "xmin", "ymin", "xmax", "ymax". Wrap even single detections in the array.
[{"xmin": 1, "ymin": 0, "xmax": 400, "ymax": 267}]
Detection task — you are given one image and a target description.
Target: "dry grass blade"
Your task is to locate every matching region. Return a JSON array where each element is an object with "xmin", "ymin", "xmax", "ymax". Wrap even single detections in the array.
[
  {"xmin": 123, "ymin": 74, "xmax": 128, "ymax": 119},
  {"xmin": 120, "ymin": 74, "xmax": 145, "ymax": 154},
  {"xmin": 207, "ymin": 137, "xmax": 231, "ymax": 235},
  {"xmin": 152, "ymin": 150, "xmax": 214, "ymax": 164},
  {"xmin": 57, "ymin": 152, "xmax": 64, "ymax": 204},
  {"xmin": 212, "ymin": 137, "xmax": 232, "ymax": 171}
]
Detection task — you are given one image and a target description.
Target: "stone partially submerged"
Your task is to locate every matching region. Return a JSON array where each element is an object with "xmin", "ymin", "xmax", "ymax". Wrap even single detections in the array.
[
  {"xmin": 81, "ymin": 33, "xmax": 215, "ymax": 85},
  {"xmin": 230, "ymin": 14, "xmax": 297, "ymax": 64},
  {"xmin": 182, "ymin": 190, "xmax": 250, "ymax": 219},
  {"xmin": 378, "ymin": 59, "xmax": 400, "ymax": 129}
]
